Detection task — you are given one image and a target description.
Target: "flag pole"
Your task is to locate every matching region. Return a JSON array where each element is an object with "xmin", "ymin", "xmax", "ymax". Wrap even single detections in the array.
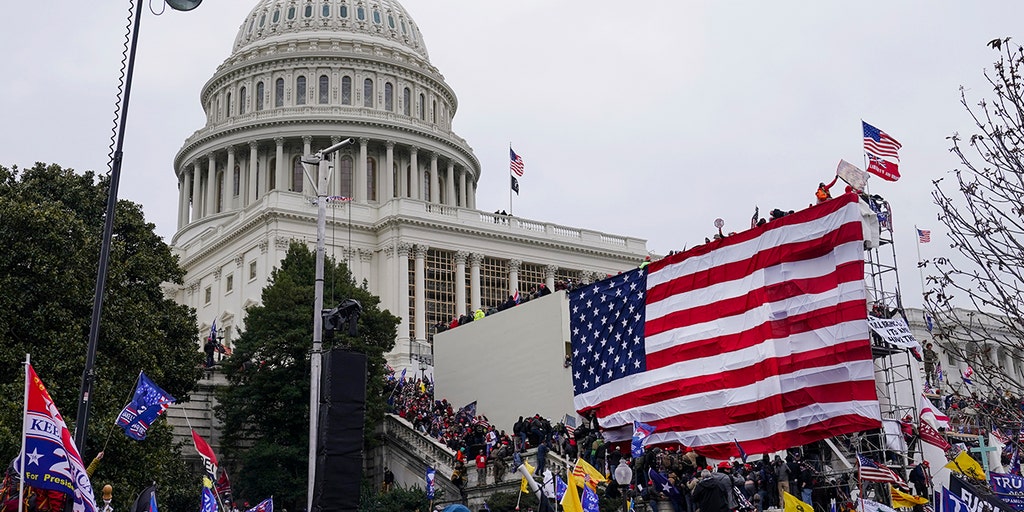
[
  {"xmin": 914, "ymin": 225, "xmax": 927, "ymax": 305},
  {"xmin": 19, "ymin": 354, "xmax": 29, "ymax": 512}
]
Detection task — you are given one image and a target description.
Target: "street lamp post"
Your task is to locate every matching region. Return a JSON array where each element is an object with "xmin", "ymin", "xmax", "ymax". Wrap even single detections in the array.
[
  {"xmin": 302, "ymin": 138, "xmax": 354, "ymax": 512},
  {"xmin": 73, "ymin": 0, "xmax": 204, "ymax": 454},
  {"xmin": 614, "ymin": 459, "xmax": 633, "ymax": 512}
]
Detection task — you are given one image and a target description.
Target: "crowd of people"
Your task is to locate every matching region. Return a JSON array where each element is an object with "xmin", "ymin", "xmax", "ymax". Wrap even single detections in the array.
[{"xmin": 432, "ymin": 280, "xmax": 593, "ymax": 335}]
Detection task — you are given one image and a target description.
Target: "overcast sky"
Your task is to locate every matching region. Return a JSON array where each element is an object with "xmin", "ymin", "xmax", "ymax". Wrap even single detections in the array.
[{"xmin": 3, "ymin": 1, "xmax": 1022, "ymax": 310}]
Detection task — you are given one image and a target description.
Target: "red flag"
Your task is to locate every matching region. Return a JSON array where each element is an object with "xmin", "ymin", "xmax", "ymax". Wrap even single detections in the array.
[
  {"xmin": 570, "ymin": 193, "xmax": 880, "ymax": 459},
  {"xmin": 192, "ymin": 429, "xmax": 219, "ymax": 488},
  {"xmin": 22, "ymin": 364, "xmax": 98, "ymax": 512},
  {"xmin": 919, "ymin": 420, "xmax": 951, "ymax": 451},
  {"xmin": 862, "ymin": 121, "xmax": 902, "ymax": 181}
]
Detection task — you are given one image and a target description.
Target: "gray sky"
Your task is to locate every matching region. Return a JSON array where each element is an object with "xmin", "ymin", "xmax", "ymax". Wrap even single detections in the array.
[{"xmin": 3, "ymin": 1, "xmax": 1021, "ymax": 309}]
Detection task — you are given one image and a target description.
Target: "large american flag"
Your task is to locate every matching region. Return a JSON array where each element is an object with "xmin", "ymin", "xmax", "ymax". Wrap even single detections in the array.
[
  {"xmin": 510, "ymin": 147, "xmax": 525, "ymax": 177},
  {"xmin": 863, "ymin": 121, "xmax": 902, "ymax": 181},
  {"xmin": 569, "ymin": 193, "xmax": 880, "ymax": 459},
  {"xmin": 857, "ymin": 454, "xmax": 908, "ymax": 488}
]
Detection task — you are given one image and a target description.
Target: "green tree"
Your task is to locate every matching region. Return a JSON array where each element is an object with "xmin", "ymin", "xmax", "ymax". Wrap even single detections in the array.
[
  {"xmin": 358, "ymin": 482, "xmax": 436, "ymax": 512},
  {"xmin": 216, "ymin": 243, "xmax": 398, "ymax": 510},
  {"xmin": 0, "ymin": 163, "xmax": 204, "ymax": 510},
  {"xmin": 927, "ymin": 38, "xmax": 1024, "ymax": 394}
]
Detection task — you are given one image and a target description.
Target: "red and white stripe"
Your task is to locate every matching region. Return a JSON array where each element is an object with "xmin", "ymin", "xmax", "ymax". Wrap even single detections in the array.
[
  {"xmin": 575, "ymin": 193, "xmax": 880, "ymax": 458},
  {"xmin": 864, "ymin": 132, "xmax": 901, "ymax": 159}
]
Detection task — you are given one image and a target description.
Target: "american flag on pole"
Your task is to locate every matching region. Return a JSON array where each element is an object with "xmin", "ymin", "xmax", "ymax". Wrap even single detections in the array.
[
  {"xmin": 510, "ymin": 147, "xmax": 524, "ymax": 177},
  {"xmin": 857, "ymin": 454, "xmax": 908, "ymax": 489},
  {"xmin": 863, "ymin": 121, "xmax": 902, "ymax": 181},
  {"xmin": 569, "ymin": 193, "xmax": 880, "ymax": 458},
  {"xmin": 917, "ymin": 229, "xmax": 931, "ymax": 243}
]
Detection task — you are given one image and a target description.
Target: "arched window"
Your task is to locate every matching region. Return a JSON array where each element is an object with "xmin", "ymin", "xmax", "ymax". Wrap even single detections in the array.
[
  {"xmin": 357, "ymin": 6, "xmax": 365, "ymax": 20},
  {"xmin": 287, "ymin": 6, "xmax": 296, "ymax": 20},
  {"xmin": 232, "ymin": 165, "xmax": 241, "ymax": 197},
  {"xmin": 296, "ymin": 75, "xmax": 307, "ymax": 105},
  {"xmin": 268, "ymin": 157, "xmax": 276, "ymax": 190},
  {"xmin": 272, "ymin": 8, "xmax": 280, "ymax": 23},
  {"xmin": 367, "ymin": 157, "xmax": 377, "ymax": 201},
  {"xmin": 403, "ymin": 87, "xmax": 411, "ymax": 116},
  {"xmin": 322, "ymin": 3, "xmax": 330, "ymax": 17},
  {"xmin": 318, "ymin": 75, "xmax": 329, "ymax": 104},
  {"xmin": 275, "ymin": 78, "xmax": 284, "ymax": 107},
  {"xmin": 304, "ymin": 4, "xmax": 313, "ymax": 17},
  {"xmin": 341, "ymin": 76, "xmax": 352, "ymax": 105},
  {"xmin": 388, "ymin": 15, "xmax": 395, "ymax": 29},
  {"xmin": 339, "ymin": 156, "xmax": 354, "ymax": 198},
  {"xmin": 340, "ymin": 4, "xmax": 348, "ymax": 17},
  {"xmin": 292, "ymin": 156, "xmax": 304, "ymax": 193},
  {"xmin": 418, "ymin": 93, "xmax": 425, "ymax": 120},
  {"xmin": 384, "ymin": 82, "xmax": 393, "ymax": 111},
  {"xmin": 256, "ymin": 82, "xmax": 265, "ymax": 110},
  {"xmin": 363, "ymin": 78, "xmax": 374, "ymax": 108},
  {"xmin": 432, "ymin": 99, "xmax": 437, "ymax": 123},
  {"xmin": 373, "ymin": 9, "xmax": 381, "ymax": 24}
]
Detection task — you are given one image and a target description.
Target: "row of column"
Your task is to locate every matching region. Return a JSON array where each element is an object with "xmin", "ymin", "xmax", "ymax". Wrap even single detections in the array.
[
  {"xmin": 176, "ymin": 137, "xmax": 479, "ymax": 230},
  {"xmin": 396, "ymin": 243, "xmax": 565, "ymax": 344}
]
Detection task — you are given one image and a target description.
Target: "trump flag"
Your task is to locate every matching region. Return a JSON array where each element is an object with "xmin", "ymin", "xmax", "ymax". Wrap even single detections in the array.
[
  {"xmin": 116, "ymin": 371, "xmax": 176, "ymax": 440},
  {"xmin": 22, "ymin": 363, "xmax": 97, "ymax": 512},
  {"xmin": 569, "ymin": 193, "xmax": 880, "ymax": 458}
]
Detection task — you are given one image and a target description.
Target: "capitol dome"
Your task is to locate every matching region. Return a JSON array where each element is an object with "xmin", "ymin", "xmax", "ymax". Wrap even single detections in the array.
[{"xmin": 232, "ymin": 0, "xmax": 431, "ymax": 61}]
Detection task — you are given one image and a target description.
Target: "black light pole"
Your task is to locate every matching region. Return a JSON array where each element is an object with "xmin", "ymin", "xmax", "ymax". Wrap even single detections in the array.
[{"xmin": 73, "ymin": 0, "xmax": 203, "ymax": 453}]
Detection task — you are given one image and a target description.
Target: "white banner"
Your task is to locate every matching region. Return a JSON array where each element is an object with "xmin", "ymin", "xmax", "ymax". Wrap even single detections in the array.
[{"xmin": 867, "ymin": 316, "xmax": 922, "ymax": 350}]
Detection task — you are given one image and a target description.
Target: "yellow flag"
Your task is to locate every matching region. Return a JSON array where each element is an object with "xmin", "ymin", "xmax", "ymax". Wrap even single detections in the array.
[
  {"xmin": 561, "ymin": 467, "xmax": 584, "ymax": 512},
  {"xmin": 784, "ymin": 491, "xmax": 813, "ymax": 512},
  {"xmin": 520, "ymin": 460, "xmax": 536, "ymax": 493},
  {"xmin": 891, "ymin": 486, "xmax": 929, "ymax": 508},
  {"xmin": 945, "ymin": 451, "xmax": 986, "ymax": 481},
  {"xmin": 572, "ymin": 458, "xmax": 607, "ymax": 490}
]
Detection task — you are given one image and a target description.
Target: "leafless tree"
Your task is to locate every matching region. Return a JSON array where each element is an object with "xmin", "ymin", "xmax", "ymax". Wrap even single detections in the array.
[{"xmin": 927, "ymin": 37, "xmax": 1024, "ymax": 395}]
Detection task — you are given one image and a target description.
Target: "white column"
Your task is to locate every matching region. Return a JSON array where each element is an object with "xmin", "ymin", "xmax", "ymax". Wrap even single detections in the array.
[
  {"xmin": 329, "ymin": 137, "xmax": 342, "ymax": 197},
  {"xmin": 445, "ymin": 161, "xmax": 456, "ymax": 206},
  {"xmin": 468, "ymin": 178, "xmax": 477, "ymax": 210},
  {"xmin": 384, "ymin": 141, "xmax": 394, "ymax": 201},
  {"xmin": 226, "ymin": 147, "xmax": 237, "ymax": 210},
  {"xmin": 206, "ymin": 154, "xmax": 217, "ymax": 215},
  {"xmin": 409, "ymin": 147, "xmax": 420, "ymax": 200},
  {"xmin": 429, "ymin": 153, "xmax": 440, "ymax": 204},
  {"xmin": 274, "ymin": 137, "xmax": 286, "ymax": 191},
  {"xmin": 248, "ymin": 141, "xmax": 258, "ymax": 202},
  {"xmin": 397, "ymin": 151, "xmax": 408, "ymax": 198},
  {"xmin": 455, "ymin": 251, "xmax": 468, "ymax": 314},
  {"xmin": 191, "ymin": 162, "xmax": 202, "ymax": 221},
  {"xmin": 470, "ymin": 253, "xmax": 482, "ymax": 311},
  {"xmin": 545, "ymin": 265, "xmax": 558, "ymax": 292},
  {"xmin": 508, "ymin": 259, "xmax": 521, "ymax": 296},
  {"xmin": 356, "ymin": 138, "xmax": 368, "ymax": 202},
  {"xmin": 458, "ymin": 167, "xmax": 467, "ymax": 207},
  {"xmin": 179, "ymin": 170, "xmax": 190, "ymax": 228},
  {"xmin": 303, "ymin": 136, "xmax": 312, "ymax": 157},
  {"xmin": 414, "ymin": 244, "xmax": 428, "ymax": 342},
  {"xmin": 397, "ymin": 242, "xmax": 411, "ymax": 346},
  {"xmin": 356, "ymin": 138, "xmax": 368, "ymax": 201},
  {"xmin": 302, "ymin": 136, "xmax": 312, "ymax": 193}
]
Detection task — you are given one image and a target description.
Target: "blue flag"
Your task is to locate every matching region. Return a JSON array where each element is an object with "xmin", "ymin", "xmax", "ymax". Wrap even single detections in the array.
[
  {"xmin": 426, "ymin": 467, "xmax": 436, "ymax": 500},
  {"xmin": 116, "ymin": 372, "xmax": 176, "ymax": 440},
  {"xmin": 200, "ymin": 487, "xmax": 218, "ymax": 512},
  {"xmin": 941, "ymin": 485, "xmax": 971, "ymax": 512},
  {"xmin": 648, "ymin": 468, "xmax": 680, "ymax": 497},
  {"xmin": 244, "ymin": 498, "xmax": 273, "ymax": 512},
  {"xmin": 555, "ymin": 475, "xmax": 568, "ymax": 502},
  {"xmin": 734, "ymin": 439, "xmax": 748, "ymax": 463},
  {"xmin": 632, "ymin": 420, "xmax": 656, "ymax": 457},
  {"xmin": 582, "ymin": 486, "xmax": 601, "ymax": 512}
]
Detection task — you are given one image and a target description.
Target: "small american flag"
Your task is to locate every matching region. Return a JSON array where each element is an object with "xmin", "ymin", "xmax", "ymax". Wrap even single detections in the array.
[
  {"xmin": 918, "ymin": 228, "xmax": 931, "ymax": 243},
  {"xmin": 510, "ymin": 147, "xmax": 524, "ymax": 177},
  {"xmin": 863, "ymin": 121, "xmax": 902, "ymax": 181},
  {"xmin": 857, "ymin": 454, "xmax": 908, "ymax": 489}
]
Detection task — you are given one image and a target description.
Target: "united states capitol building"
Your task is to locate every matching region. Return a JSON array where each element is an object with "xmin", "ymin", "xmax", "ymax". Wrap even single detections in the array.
[{"xmin": 167, "ymin": 0, "xmax": 650, "ymax": 372}]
